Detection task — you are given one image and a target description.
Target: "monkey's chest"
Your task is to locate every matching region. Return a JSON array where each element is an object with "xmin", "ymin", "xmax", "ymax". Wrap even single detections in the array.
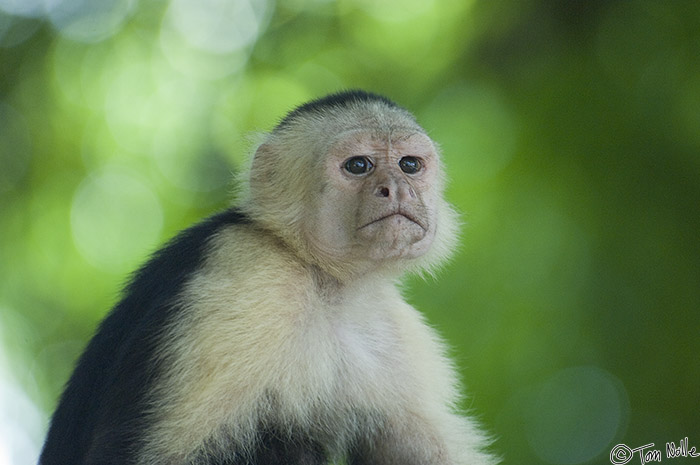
[{"xmin": 269, "ymin": 310, "xmax": 405, "ymax": 411}]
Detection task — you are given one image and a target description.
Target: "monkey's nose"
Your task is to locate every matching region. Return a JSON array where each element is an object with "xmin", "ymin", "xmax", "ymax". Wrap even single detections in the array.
[{"xmin": 376, "ymin": 186, "xmax": 390, "ymax": 198}]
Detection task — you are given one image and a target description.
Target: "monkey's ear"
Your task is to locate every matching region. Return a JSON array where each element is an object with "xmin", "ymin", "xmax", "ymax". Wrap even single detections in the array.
[
  {"xmin": 249, "ymin": 143, "xmax": 272, "ymax": 190},
  {"xmin": 247, "ymin": 143, "xmax": 279, "ymax": 217},
  {"xmin": 246, "ymin": 141, "xmax": 305, "ymax": 232}
]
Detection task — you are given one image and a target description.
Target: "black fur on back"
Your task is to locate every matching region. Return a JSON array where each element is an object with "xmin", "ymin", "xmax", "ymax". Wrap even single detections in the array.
[
  {"xmin": 275, "ymin": 89, "xmax": 401, "ymax": 130},
  {"xmin": 39, "ymin": 208, "xmax": 250, "ymax": 465}
]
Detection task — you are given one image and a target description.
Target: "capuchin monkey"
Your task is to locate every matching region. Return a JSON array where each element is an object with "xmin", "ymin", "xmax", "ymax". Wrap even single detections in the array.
[{"xmin": 40, "ymin": 90, "xmax": 495, "ymax": 465}]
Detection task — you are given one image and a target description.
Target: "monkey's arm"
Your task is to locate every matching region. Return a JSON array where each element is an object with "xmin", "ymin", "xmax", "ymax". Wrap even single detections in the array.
[
  {"xmin": 349, "ymin": 304, "xmax": 496, "ymax": 465},
  {"xmin": 349, "ymin": 412, "xmax": 494, "ymax": 465}
]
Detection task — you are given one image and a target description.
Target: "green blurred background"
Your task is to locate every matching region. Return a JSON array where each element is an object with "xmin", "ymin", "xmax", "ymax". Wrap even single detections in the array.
[{"xmin": 1, "ymin": 0, "xmax": 699, "ymax": 463}]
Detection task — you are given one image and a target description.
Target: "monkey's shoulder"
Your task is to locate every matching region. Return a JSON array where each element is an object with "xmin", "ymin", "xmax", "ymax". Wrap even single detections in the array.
[{"xmin": 114, "ymin": 208, "xmax": 251, "ymax": 312}]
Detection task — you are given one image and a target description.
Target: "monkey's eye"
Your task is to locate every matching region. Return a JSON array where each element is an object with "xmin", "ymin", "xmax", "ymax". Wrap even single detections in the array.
[
  {"xmin": 344, "ymin": 156, "xmax": 374, "ymax": 175},
  {"xmin": 399, "ymin": 157, "xmax": 422, "ymax": 174}
]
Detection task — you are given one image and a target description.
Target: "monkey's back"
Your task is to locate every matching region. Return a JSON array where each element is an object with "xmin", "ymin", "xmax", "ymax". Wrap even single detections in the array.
[{"xmin": 39, "ymin": 209, "xmax": 250, "ymax": 465}]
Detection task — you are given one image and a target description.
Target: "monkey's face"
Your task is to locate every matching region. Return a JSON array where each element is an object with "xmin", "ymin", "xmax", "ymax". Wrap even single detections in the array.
[{"xmin": 310, "ymin": 130, "xmax": 440, "ymax": 264}]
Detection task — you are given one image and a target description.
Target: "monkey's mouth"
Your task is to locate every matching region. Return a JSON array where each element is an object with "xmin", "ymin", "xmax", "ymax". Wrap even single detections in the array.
[{"xmin": 358, "ymin": 210, "xmax": 426, "ymax": 231}]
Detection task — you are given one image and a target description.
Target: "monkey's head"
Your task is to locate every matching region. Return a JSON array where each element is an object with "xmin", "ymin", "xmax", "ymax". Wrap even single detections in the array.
[{"xmin": 243, "ymin": 91, "xmax": 458, "ymax": 279}]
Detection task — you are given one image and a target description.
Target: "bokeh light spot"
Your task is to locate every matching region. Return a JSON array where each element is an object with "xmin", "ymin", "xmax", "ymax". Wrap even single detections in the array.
[
  {"xmin": 70, "ymin": 166, "xmax": 163, "ymax": 272},
  {"xmin": 525, "ymin": 366, "xmax": 629, "ymax": 465},
  {"xmin": 159, "ymin": 20, "xmax": 249, "ymax": 80},
  {"xmin": 45, "ymin": 0, "xmax": 136, "ymax": 43},
  {"xmin": 158, "ymin": 0, "xmax": 271, "ymax": 79},
  {"xmin": 104, "ymin": 60, "xmax": 159, "ymax": 154},
  {"xmin": 165, "ymin": 0, "xmax": 268, "ymax": 54},
  {"xmin": 0, "ymin": 0, "xmax": 42, "ymax": 17}
]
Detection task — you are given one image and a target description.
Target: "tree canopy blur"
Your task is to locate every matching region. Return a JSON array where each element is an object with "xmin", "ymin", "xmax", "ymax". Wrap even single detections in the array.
[{"xmin": 1, "ymin": 0, "xmax": 698, "ymax": 464}]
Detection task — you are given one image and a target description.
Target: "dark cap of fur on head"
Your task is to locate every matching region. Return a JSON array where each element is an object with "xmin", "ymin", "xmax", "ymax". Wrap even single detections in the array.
[{"xmin": 275, "ymin": 90, "xmax": 402, "ymax": 130}]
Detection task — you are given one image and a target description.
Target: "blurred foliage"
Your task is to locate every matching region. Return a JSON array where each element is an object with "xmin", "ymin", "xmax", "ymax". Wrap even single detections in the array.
[{"xmin": 1, "ymin": 0, "xmax": 699, "ymax": 464}]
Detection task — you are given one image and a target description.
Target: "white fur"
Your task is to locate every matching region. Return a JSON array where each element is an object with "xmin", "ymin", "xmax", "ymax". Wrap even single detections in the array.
[{"xmin": 138, "ymin": 225, "xmax": 494, "ymax": 464}]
